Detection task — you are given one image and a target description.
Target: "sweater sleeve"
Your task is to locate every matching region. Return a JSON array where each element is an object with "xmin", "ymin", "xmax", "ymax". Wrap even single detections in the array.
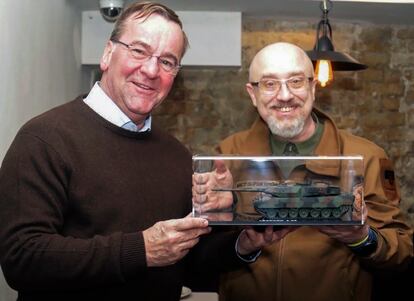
[{"xmin": 0, "ymin": 132, "xmax": 146, "ymax": 291}]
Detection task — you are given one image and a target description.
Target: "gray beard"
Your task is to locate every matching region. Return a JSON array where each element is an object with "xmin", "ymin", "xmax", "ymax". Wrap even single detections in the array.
[{"xmin": 267, "ymin": 115, "xmax": 305, "ymax": 139}]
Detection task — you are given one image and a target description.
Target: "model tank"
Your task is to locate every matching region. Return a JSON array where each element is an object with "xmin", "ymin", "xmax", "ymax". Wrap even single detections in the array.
[{"xmin": 214, "ymin": 181, "xmax": 354, "ymax": 220}]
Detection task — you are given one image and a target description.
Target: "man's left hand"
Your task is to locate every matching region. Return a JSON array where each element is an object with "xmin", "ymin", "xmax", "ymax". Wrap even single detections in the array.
[
  {"xmin": 316, "ymin": 197, "xmax": 369, "ymax": 244},
  {"xmin": 192, "ymin": 160, "xmax": 234, "ymax": 212},
  {"xmin": 237, "ymin": 226, "xmax": 299, "ymax": 256}
]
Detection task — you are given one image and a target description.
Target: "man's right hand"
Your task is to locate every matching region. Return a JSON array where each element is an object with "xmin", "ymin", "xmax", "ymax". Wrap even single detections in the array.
[{"xmin": 143, "ymin": 217, "xmax": 211, "ymax": 267}]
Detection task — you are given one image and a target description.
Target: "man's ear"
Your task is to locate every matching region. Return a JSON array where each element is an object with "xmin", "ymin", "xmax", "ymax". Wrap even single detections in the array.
[
  {"xmin": 246, "ymin": 83, "xmax": 258, "ymax": 108},
  {"xmin": 100, "ymin": 41, "xmax": 114, "ymax": 72},
  {"xmin": 310, "ymin": 79, "xmax": 317, "ymax": 104},
  {"xmin": 310, "ymin": 79, "xmax": 317, "ymax": 96}
]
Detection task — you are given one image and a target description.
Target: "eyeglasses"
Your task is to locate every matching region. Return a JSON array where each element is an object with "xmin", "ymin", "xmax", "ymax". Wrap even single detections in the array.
[
  {"xmin": 111, "ymin": 39, "xmax": 181, "ymax": 75},
  {"xmin": 250, "ymin": 76, "xmax": 314, "ymax": 95}
]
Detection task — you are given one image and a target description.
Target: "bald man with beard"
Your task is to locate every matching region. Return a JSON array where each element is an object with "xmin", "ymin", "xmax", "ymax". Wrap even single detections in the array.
[{"xmin": 213, "ymin": 42, "xmax": 413, "ymax": 301}]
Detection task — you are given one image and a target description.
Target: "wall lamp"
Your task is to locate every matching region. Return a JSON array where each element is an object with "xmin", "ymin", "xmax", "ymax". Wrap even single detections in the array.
[{"xmin": 306, "ymin": 0, "xmax": 367, "ymax": 87}]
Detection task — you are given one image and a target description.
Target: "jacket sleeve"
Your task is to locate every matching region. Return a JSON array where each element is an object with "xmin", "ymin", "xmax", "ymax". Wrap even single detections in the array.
[
  {"xmin": 0, "ymin": 132, "xmax": 146, "ymax": 291},
  {"xmin": 361, "ymin": 148, "xmax": 413, "ymax": 269}
]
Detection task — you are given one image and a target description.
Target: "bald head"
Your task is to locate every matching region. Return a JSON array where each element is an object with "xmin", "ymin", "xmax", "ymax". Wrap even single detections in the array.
[{"xmin": 249, "ymin": 42, "xmax": 314, "ymax": 82}]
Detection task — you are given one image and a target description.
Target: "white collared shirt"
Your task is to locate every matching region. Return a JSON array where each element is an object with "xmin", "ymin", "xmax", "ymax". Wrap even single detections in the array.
[{"xmin": 83, "ymin": 82, "xmax": 151, "ymax": 132}]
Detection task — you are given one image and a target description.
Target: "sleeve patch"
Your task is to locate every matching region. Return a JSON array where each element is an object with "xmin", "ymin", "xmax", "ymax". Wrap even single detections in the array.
[
  {"xmin": 379, "ymin": 158, "xmax": 400, "ymax": 203},
  {"xmin": 384, "ymin": 170, "xmax": 395, "ymax": 185}
]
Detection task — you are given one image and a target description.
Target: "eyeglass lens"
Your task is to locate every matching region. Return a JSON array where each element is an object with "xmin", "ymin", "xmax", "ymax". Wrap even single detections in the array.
[
  {"xmin": 259, "ymin": 77, "xmax": 309, "ymax": 94},
  {"xmin": 112, "ymin": 39, "xmax": 179, "ymax": 74}
]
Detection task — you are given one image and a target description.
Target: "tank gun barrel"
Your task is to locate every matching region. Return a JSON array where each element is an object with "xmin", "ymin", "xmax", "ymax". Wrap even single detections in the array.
[
  {"xmin": 212, "ymin": 186, "xmax": 283, "ymax": 197},
  {"xmin": 212, "ymin": 184, "xmax": 341, "ymax": 197}
]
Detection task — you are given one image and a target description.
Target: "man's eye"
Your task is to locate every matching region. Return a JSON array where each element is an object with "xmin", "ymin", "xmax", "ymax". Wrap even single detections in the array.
[
  {"xmin": 131, "ymin": 48, "xmax": 146, "ymax": 56},
  {"xmin": 263, "ymin": 80, "xmax": 277, "ymax": 89},
  {"xmin": 160, "ymin": 58, "xmax": 175, "ymax": 68},
  {"xmin": 289, "ymin": 78, "xmax": 304, "ymax": 85}
]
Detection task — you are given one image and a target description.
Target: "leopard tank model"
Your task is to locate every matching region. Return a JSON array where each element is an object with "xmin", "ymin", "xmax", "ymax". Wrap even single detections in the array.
[{"xmin": 214, "ymin": 181, "xmax": 354, "ymax": 221}]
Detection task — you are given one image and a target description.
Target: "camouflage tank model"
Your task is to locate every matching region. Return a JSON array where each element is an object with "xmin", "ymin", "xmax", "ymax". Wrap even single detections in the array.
[{"xmin": 214, "ymin": 181, "xmax": 354, "ymax": 221}]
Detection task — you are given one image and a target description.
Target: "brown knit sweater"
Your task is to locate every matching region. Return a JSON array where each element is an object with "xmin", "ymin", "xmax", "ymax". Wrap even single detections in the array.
[{"xmin": 0, "ymin": 97, "xmax": 240, "ymax": 300}]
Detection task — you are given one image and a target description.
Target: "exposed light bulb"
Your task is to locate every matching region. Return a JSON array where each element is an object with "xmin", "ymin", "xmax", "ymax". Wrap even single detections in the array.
[{"xmin": 315, "ymin": 59, "xmax": 333, "ymax": 87}]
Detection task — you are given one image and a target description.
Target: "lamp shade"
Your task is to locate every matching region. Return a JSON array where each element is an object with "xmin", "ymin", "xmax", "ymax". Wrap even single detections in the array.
[
  {"xmin": 306, "ymin": 49, "xmax": 368, "ymax": 71},
  {"xmin": 307, "ymin": 0, "xmax": 367, "ymax": 73}
]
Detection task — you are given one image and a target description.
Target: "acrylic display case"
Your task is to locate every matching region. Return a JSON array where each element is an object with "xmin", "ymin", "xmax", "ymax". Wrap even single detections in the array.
[{"xmin": 192, "ymin": 155, "xmax": 365, "ymax": 226}]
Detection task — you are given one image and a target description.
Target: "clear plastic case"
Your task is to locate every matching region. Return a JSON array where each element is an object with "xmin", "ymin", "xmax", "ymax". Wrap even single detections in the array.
[{"xmin": 192, "ymin": 155, "xmax": 365, "ymax": 225}]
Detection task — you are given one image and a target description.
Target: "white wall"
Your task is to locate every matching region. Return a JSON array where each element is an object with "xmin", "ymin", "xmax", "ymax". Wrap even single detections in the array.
[
  {"xmin": 0, "ymin": 0, "xmax": 82, "ymax": 161},
  {"xmin": 81, "ymin": 10, "xmax": 242, "ymax": 66},
  {"xmin": 0, "ymin": 1, "xmax": 82, "ymax": 300}
]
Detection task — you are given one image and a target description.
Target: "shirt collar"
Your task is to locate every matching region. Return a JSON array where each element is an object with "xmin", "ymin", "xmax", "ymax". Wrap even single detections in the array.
[{"xmin": 83, "ymin": 82, "xmax": 151, "ymax": 132}]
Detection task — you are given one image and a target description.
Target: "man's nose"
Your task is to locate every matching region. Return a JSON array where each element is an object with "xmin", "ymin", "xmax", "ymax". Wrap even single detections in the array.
[
  {"xmin": 276, "ymin": 83, "xmax": 293, "ymax": 101},
  {"xmin": 140, "ymin": 57, "xmax": 160, "ymax": 78}
]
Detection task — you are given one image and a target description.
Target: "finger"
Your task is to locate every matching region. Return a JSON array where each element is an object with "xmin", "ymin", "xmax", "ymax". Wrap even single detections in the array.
[
  {"xmin": 263, "ymin": 226, "xmax": 274, "ymax": 243},
  {"xmin": 196, "ymin": 185, "xmax": 207, "ymax": 194},
  {"xmin": 245, "ymin": 227, "xmax": 261, "ymax": 241},
  {"xmin": 179, "ymin": 237, "xmax": 201, "ymax": 249},
  {"xmin": 199, "ymin": 203, "xmax": 212, "ymax": 212},
  {"xmin": 193, "ymin": 194, "xmax": 207, "ymax": 204},
  {"xmin": 173, "ymin": 229, "xmax": 211, "ymax": 253},
  {"xmin": 181, "ymin": 227, "xmax": 212, "ymax": 243},
  {"xmin": 173, "ymin": 217, "xmax": 209, "ymax": 231},
  {"xmin": 201, "ymin": 198, "xmax": 223, "ymax": 212},
  {"xmin": 214, "ymin": 160, "xmax": 228, "ymax": 175},
  {"xmin": 193, "ymin": 173, "xmax": 208, "ymax": 185},
  {"xmin": 192, "ymin": 186, "xmax": 206, "ymax": 199},
  {"xmin": 197, "ymin": 193, "xmax": 216, "ymax": 211},
  {"xmin": 177, "ymin": 242, "xmax": 197, "ymax": 258}
]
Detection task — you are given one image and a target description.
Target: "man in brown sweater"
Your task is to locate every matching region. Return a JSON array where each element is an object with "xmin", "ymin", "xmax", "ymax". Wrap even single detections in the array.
[{"xmin": 0, "ymin": 2, "xmax": 268, "ymax": 300}]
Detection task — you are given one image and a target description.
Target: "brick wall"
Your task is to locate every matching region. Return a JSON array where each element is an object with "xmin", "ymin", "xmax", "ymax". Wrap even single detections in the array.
[{"xmin": 154, "ymin": 17, "xmax": 414, "ymax": 220}]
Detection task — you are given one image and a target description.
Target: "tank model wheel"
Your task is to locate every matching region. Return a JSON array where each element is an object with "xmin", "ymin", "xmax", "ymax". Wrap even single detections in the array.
[
  {"xmin": 310, "ymin": 208, "xmax": 321, "ymax": 218},
  {"xmin": 278, "ymin": 209, "xmax": 289, "ymax": 219},
  {"xmin": 332, "ymin": 208, "xmax": 342, "ymax": 218},
  {"xmin": 299, "ymin": 208, "xmax": 309, "ymax": 218},
  {"xmin": 321, "ymin": 208, "xmax": 331, "ymax": 218},
  {"xmin": 289, "ymin": 209, "xmax": 298, "ymax": 218},
  {"xmin": 265, "ymin": 209, "xmax": 277, "ymax": 219}
]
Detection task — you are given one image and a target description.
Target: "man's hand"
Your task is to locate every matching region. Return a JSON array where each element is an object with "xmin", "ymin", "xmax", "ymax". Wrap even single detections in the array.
[
  {"xmin": 237, "ymin": 226, "xmax": 298, "ymax": 255},
  {"xmin": 316, "ymin": 223, "xmax": 369, "ymax": 245},
  {"xmin": 143, "ymin": 217, "xmax": 211, "ymax": 267},
  {"xmin": 316, "ymin": 196, "xmax": 369, "ymax": 244},
  {"xmin": 192, "ymin": 160, "xmax": 234, "ymax": 212}
]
